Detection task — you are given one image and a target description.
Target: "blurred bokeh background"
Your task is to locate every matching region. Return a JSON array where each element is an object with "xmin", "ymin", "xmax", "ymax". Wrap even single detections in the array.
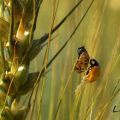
[{"xmin": 30, "ymin": 0, "xmax": 120, "ymax": 119}]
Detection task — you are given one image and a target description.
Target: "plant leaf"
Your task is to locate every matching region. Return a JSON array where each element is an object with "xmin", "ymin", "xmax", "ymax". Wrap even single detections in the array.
[
  {"xmin": 33, "ymin": 0, "xmax": 84, "ymax": 41},
  {"xmin": 17, "ymin": 72, "xmax": 39, "ymax": 95},
  {"xmin": 28, "ymin": 34, "xmax": 48, "ymax": 60},
  {"xmin": 28, "ymin": 34, "xmax": 56, "ymax": 60}
]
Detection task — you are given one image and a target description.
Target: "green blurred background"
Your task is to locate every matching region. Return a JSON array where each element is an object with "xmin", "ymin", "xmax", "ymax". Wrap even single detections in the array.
[{"xmin": 30, "ymin": 0, "xmax": 120, "ymax": 119}]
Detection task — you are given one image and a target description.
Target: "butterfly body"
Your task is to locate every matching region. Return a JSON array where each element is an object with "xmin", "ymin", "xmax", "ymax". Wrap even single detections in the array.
[{"xmin": 86, "ymin": 59, "xmax": 100, "ymax": 82}]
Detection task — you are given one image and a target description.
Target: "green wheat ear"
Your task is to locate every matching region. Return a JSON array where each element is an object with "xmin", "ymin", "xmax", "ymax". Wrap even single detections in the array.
[{"xmin": 0, "ymin": 0, "xmax": 43, "ymax": 119}]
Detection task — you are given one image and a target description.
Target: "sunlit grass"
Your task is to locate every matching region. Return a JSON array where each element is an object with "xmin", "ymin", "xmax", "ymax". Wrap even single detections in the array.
[
  {"xmin": 33, "ymin": 0, "xmax": 120, "ymax": 120},
  {"xmin": 0, "ymin": 0, "xmax": 120, "ymax": 120}
]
